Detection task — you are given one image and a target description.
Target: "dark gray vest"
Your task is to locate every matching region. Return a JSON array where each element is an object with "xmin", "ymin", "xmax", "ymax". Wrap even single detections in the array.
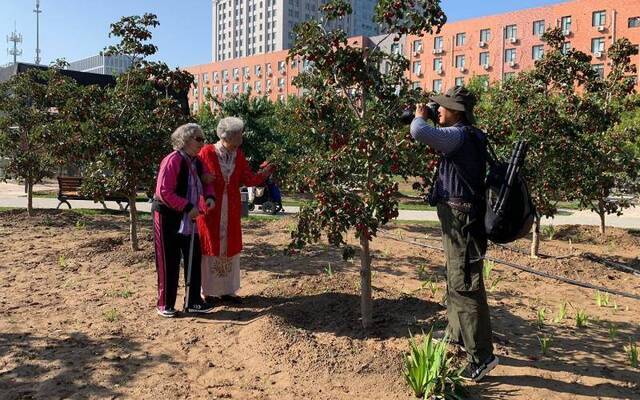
[{"xmin": 435, "ymin": 125, "xmax": 487, "ymax": 203}]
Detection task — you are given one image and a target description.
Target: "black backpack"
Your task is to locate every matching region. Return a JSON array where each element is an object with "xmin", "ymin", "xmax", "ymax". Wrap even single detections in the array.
[{"xmin": 452, "ymin": 129, "xmax": 536, "ymax": 244}]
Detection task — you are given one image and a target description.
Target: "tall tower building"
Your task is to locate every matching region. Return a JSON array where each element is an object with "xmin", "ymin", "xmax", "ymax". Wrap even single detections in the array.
[{"xmin": 212, "ymin": 0, "xmax": 380, "ymax": 62}]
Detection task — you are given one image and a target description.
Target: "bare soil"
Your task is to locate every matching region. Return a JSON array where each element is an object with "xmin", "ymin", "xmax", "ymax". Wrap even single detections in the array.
[{"xmin": 0, "ymin": 209, "xmax": 638, "ymax": 400}]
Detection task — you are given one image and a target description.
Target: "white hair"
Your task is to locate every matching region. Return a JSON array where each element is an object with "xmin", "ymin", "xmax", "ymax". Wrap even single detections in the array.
[
  {"xmin": 216, "ymin": 117, "xmax": 244, "ymax": 140},
  {"xmin": 171, "ymin": 123, "xmax": 203, "ymax": 150}
]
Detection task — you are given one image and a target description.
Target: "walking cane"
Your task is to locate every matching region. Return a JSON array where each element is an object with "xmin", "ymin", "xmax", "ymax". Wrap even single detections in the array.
[{"xmin": 184, "ymin": 226, "xmax": 196, "ymax": 311}]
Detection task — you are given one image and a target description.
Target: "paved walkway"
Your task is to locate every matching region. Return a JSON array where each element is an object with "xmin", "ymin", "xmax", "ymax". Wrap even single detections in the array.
[{"xmin": 1, "ymin": 181, "xmax": 638, "ymax": 229}]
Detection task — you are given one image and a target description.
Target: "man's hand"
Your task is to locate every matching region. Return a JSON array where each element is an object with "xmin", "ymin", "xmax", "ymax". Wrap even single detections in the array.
[
  {"xmin": 415, "ymin": 103, "xmax": 428, "ymax": 119},
  {"xmin": 205, "ymin": 197, "xmax": 215, "ymax": 210}
]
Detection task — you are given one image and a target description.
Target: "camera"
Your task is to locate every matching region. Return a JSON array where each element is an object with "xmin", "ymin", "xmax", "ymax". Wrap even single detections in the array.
[{"xmin": 400, "ymin": 101, "xmax": 440, "ymax": 125}]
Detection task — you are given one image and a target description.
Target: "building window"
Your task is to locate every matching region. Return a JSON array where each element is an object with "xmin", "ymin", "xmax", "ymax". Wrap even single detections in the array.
[
  {"xmin": 243, "ymin": 82, "xmax": 250, "ymax": 92},
  {"xmin": 455, "ymin": 55, "xmax": 465, "ymax": 69},
  {"xmin": 233, "ymin": 68, "xmax": 239, "ymax": 79},
  {"xmin": 561, "ymin": 16, "xmax": 572, "ymax": 34},
  {"xmin": 433, "ymin": 58, "xmax": 443, "ymax": 71},
  {"xmin": 278, "ymin": 60, "xmax": 286, "ymax": 72},
  {"xmin": 222, "ymin": 84, "xmax": 229, "ymax": 94},
  {"xmin": 213, "ymin": 71, "xmax": 219, "ymax": 82},
  {"xmin": 390, "ymin": 43, "xmax": 401, "ymax": 55},
  {"xmin": 479, "ymin": 52, "xmax": 490, "ymax": 66},
  {"xmin": 278, "ymin": 77, "xmax": 285, "ymax": 87},
  {"xmin": 533, "ymin": 20, "xmax": 545, "ymax": 36},
  {"xmin": 233, "ymin": 83, "xmax": 239, "ymax": 93},
  {"xmin": 222, "ymin": 69, "xmax": 229, "ymax": 81},
  {"xmin": 505, "ymin": 48, "xmax": 516, "ymax": 63},
  {"xmin": 562, "ymin": 42, "xmax": 572, "ymax": 55},
  {"xmin": 480, "ymin": 28, "xmax": 491, "ymax": 43},
  {"xmin": 243, "ymin": 66, "xmax": 250, "ymax": 78},
  {"xmin": 412, "ymin": 60, "xmax": 422, "ymax": 75},
  {"xmin": 434, "ymin": 36, "xmax": 443, "ymax": 50},
  {"xmin": 592, "ymin": 64, "xmax": 604, "ymax": 78},
  {"xmin": 455, "ymin": 77, "xmax": 464, "ymax": 86},
  {"xmin": 532, "ymin": 45, "xmax": 544, "ymax": 60},
  {"xmin": 455, "ymin": 32, "xmax": 466, "ymax": 46},
  {"xmin": 505, "ymin": 24, "xmax": 517, "ymax": 39},
  {"xmin": 432, "ymin": 79, "xmax": 442, "ymax": 93},
  {"xmin": 412, "ymin": 81, "xmax": 421, "ymax": 90},
  {"xmin": 592, "ymin": 10, "xmax": 606, "ymax": 27},
  {"xmin": 203, "ymin": 73, "xmax": 209, "ymax": 83},
  {"xmin": 629, "ymin": 17, "xmax": 640, "ymax": 28},
  {"xmin": 412, "ymin": 39, "xmax": 423, "ymax": 53},
  {"xmin": 591, "ymin": 37, "xmax": 605, "ymax": 53},
  {"xmin": 255, "ymin": 65, "xmax": 262, "ymax": 76},
  {"xmin": 255, "ymin": 80, "xmax": 262, "ymax": 92}
]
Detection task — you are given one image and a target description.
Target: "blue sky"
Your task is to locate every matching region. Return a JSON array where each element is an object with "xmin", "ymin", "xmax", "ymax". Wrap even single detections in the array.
[{"xmin": 1, "ymin": 0, "xmax": 564, "ymax": 68}]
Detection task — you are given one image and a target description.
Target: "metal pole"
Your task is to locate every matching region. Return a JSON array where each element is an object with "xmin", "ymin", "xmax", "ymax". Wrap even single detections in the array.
[{"xmin": 34, "ymin": 0, "xmax": 42, "ymax": 65}]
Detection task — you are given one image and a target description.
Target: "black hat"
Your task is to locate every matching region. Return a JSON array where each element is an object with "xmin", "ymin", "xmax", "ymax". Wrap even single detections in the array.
[{"xmin": 429, "ymin": 85, "xmax": 476, "ymax": 124}]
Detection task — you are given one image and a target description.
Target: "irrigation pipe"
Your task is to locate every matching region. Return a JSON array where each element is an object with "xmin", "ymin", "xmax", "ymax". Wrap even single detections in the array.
[{"xmin": 379, "ymin": 230, "xmax": 640, "ymax": 301}]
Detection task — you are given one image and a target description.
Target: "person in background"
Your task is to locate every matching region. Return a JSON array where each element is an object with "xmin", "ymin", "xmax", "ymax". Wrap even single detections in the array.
[
  {"xmin": 152, "ymin": 123, "xmax": 216, "ymax": 318},
  {"xmin": 197, "ymin": 117, "xmax": 274, "ymax": 303}
]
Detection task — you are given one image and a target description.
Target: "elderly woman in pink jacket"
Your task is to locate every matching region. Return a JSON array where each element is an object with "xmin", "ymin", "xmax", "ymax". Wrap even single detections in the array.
[{"xmin": 152, "ymin": 123, "xmax": 216, "ymax": 318}]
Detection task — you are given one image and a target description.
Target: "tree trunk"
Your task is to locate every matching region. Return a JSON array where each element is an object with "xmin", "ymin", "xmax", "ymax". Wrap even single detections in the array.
[
  {"xmin": 530, "ymin": 214, "xmax": 541, "ymax": 258},
  {"xmin": 598, "ymin": 211, "xmax": 606, "ymax": 236},
  {"xmin": 128, "ymin": 194, "xmax": 139, "ymax": 251},
  {"xmin": 359, "ymin": 235, "xmax": 373, "ymax": 329},
  {"xmin": 26, "ymin": 179, "xmax": 33, "ymax": 217}
]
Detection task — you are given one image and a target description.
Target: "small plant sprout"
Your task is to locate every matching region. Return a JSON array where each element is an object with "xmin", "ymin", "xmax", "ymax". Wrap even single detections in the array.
[
  {"xmin": 613, "ymin": 300, "xmax": 618, "ymax": 311},
  {"xmin": 324, "ymin": 263, "xmax": 334, "ymax": 278},
  {"xmin": 75, "ymin": 219, "xmax": 86, "ymax": 229},
  {"xmin": 58, "ymin": 255, "xmax": 67, "ymax": 269},
  {"xmin": 421, "ymin": 279, "xmax": 439, "ymax": 297},
  {"xmin": 595, "ymin": 291, "xmax": 610, "ymax": 307},
  {"xmin": 483, "ymin": 259, "xmax": 494, "ymax": 281},
  {"xmin": 536, "ymin": 307, "xmax": 547, "ymax": 329},
  {"xmin": 542, "ymin": 225, "xmax": 556, "ymax": 240},
  {"xmin": 624, "ymin": 341, "xmax": 638, "ymax": 368},
  {"xmin": 488, "ymin": 276, "xmax": 504, "ymax": 293},
  {"xmin": 607, "ymin": 323, "xmax": 618, "ymax": 340},
  {"xmin": 103, "ymin": 308, "xmax": 120, "ymax": 322},
  {"xmin": 538, "ymin": 335, "xmax": 552, "ymax": 356},
  {"xmin": 553, "ymin": 302, "xmax": 568, "ymax": 323},
  {"xmin": 575, "ymin": 310, "xmax": 588, "ymax": 328}
]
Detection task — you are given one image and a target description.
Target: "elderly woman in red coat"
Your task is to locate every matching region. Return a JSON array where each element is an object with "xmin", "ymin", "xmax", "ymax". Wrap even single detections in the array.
[{"xmin": 197, "ymin": 116, "xmax": 273, "ymax": 302}]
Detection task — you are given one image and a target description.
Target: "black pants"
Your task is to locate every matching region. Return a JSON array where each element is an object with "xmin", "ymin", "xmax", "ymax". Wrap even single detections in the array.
[{"xmin": 153, "ymin": 210, "xmax": 203, "ymax": 310}]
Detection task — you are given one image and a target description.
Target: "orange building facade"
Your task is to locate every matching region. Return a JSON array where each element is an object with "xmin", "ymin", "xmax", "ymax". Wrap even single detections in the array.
[{"xmin": 186, "ymin": 0, "xmax": 640, "ymax": 111}]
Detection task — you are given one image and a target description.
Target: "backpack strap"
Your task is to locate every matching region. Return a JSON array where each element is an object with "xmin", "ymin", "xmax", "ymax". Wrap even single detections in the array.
[{"xmin": 447, "ymin": 126, "xmax": 488, "ymax": 200}]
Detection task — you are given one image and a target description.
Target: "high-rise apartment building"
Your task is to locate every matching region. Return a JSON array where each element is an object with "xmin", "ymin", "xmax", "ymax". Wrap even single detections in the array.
[{"xmin": 212, "ymin": 0, "xmax": 380, "ymax": 62}]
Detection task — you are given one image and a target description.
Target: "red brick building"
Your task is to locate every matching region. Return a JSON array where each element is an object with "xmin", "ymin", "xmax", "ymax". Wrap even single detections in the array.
[{"xmin": 186, "ymin": 0, "xmax": 640, "ymax": 111}]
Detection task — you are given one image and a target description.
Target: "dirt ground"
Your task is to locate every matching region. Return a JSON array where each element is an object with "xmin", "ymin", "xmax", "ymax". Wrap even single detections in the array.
[{"xmin": 0, "ymin": 209, "xmax": 638, "ymax": 400}]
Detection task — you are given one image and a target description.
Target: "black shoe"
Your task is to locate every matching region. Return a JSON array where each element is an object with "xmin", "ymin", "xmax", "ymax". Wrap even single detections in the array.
[
  {"xmin": 461, "ymin": 355, "xmax": 499, "ymax": 382},
  {"xmin": 186, "ymin": 302, "xmax": 215, "ymax": 314},
  {"xmin": 157, "ymin": 307, "xmax": 177, "ymax": 318}
]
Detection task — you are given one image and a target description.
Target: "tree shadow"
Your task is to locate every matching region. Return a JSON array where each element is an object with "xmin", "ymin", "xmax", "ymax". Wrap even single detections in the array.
[
  {"xmin": 0, "ymin": 331, "xmax": 168, "ymax": 399},
  {"xmin": 199, "ymin": 293, "xmax": 444, "ymax": 340}
]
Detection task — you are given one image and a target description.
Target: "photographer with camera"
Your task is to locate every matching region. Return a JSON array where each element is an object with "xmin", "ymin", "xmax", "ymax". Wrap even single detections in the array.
[{"xmin": 409, "ymin": 85, "xmax": 498, "ymax": 382}]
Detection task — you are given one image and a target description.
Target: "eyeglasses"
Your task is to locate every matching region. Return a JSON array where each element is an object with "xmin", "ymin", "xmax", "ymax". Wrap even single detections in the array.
[{"xmin": 192, "ymin": 136, "xmax": 205, "ymax": 143}]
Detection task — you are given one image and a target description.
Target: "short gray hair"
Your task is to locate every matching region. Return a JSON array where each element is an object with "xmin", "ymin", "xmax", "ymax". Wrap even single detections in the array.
[
  {"xmin": 216, "ymin": 117, "xmax": 244, "ymax": 140},
  {"xmin": 171, "ymin": 123, "xmax": 203, "ymax": 150}
]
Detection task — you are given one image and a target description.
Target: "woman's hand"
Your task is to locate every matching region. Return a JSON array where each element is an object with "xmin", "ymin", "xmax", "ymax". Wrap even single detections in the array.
[
  {"xmin": 205, "ymin": 197, "xmax": 215, "ymax": 210},
  {"xmin": 188, "ymin": 207, "xmax": 200, "ymax": 220}
]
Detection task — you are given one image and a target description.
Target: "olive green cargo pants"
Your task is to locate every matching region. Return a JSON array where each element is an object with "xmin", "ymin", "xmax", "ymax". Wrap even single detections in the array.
[{"xmin": 437, "ymin": 202, "xmax": 494, "ymax": 364}]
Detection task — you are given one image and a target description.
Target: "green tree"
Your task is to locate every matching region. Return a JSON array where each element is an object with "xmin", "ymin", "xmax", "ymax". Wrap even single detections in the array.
[
  {"xmin": 80, "ymin": 14, "xmax": 193, "ymax": 250},
  {"xmin": 0, "ymin": 65, "xmax": 82, "ymax": 216},
  {"xmin": 285, "ymin": 0, "xmax": 446, "ymax": 328},
  {"xmin": 571, "ymin": 39, "xmax": 639, "ymax": 234}
]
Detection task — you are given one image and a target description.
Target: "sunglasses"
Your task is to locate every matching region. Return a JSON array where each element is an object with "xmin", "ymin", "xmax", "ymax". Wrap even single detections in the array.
[{"xmin": 192, "ymin": 136, "xmax": 205, "ymax": 143}]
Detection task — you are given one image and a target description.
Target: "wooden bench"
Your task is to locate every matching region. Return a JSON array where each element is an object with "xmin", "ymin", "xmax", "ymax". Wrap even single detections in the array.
[{"xmin": 56, "ymin": 176, "xmax": 129, "ymax": 211}]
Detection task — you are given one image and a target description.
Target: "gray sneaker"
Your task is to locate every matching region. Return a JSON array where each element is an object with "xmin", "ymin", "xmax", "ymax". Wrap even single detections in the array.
[
  {"xmin": 461, "ymin": 355, "xmax": 499, "ymax": 382},
  {"xmin": 157, "ymin": 307, "xmax": 177, "ymax": 318}
]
